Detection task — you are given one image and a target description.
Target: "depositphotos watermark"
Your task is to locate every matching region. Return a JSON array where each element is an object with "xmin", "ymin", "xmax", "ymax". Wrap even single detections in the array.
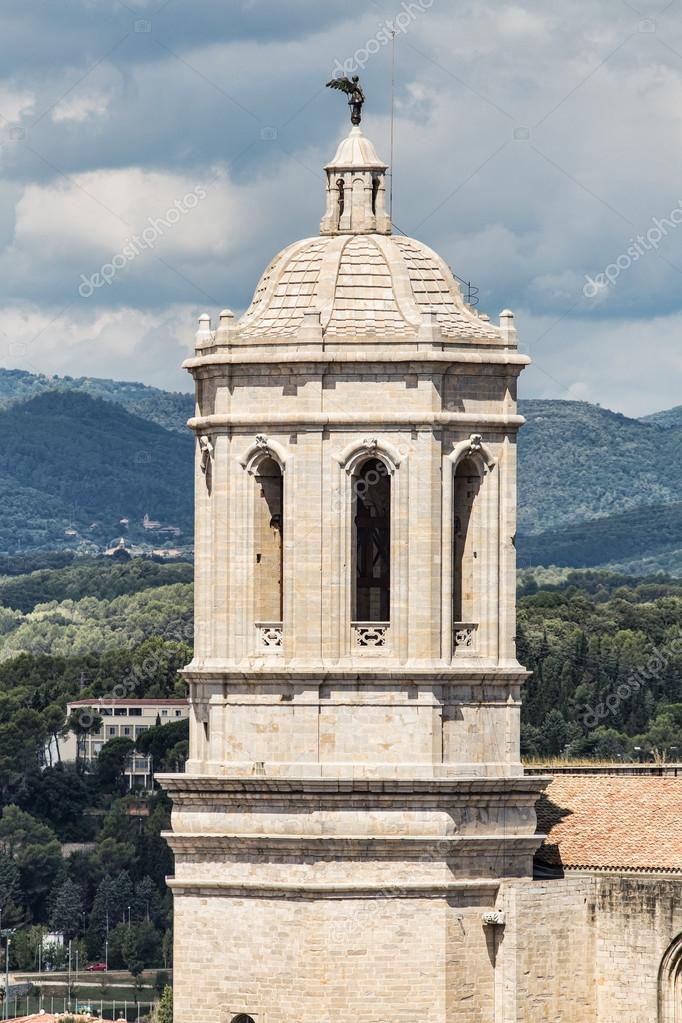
[
  {"xmin": 583, "ymin": 200, "xmax": 682, "ymax": 298},
  {"xmin": 331, "ymin": 0, "xmax": 434, "ymax": 76},
  {"xmin": 78, "ymin": 185, "xmax": 207, "ymax": 297},
  {"xmin": 580, "ymin": 632, "xmax": 682, "ymax": 729}
]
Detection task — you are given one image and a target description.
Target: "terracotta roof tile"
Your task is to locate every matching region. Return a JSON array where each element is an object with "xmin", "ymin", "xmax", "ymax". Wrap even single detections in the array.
[{"xmin": 536, "ymin": 776, "xmax": 682, "ymax": 872}]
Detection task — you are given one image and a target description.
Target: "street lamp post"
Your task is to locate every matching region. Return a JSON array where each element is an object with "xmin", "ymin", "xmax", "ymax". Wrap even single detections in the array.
[{"xmin": 5, "ymin": 936, "xmax": 10, "ymax": 1022}]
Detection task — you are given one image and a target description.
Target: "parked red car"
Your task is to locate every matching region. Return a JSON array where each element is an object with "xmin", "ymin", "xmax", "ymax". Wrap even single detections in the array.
[{"xmin": 86, "ymin": 962, "xmax": 107, "ymax": 972}]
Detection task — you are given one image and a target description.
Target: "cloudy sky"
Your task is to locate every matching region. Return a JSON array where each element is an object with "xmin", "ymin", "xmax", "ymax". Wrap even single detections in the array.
[{"xmin": 1, "ymin": 0, "xmax": 681, "ymax": 414}]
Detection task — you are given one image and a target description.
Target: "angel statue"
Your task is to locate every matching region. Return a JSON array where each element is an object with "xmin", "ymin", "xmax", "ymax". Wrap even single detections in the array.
[{"xmin": 326, "ymin": 74, "xmax": 365, "ymax": 125}]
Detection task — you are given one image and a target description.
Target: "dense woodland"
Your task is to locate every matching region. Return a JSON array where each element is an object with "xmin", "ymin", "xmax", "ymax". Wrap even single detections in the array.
[
  {"xmin": 519, "ymin": 569, "xmax": 682, "ymax": 759},
  {"xmin": 0, "ymin": 558, "xmax": 681, "ymax": 985},
  {"xmin": 0, "ymin": 389, "xmax": 193, "ymax": 552},
  {"xmin": 0, "ymin": 561, "xmax": 191, "ymax": 981}
]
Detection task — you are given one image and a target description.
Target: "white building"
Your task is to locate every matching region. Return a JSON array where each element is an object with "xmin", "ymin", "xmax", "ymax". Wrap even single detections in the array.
[{"xmin": 63, "ymin": 698, "xmax": 189, "ymax": 788}]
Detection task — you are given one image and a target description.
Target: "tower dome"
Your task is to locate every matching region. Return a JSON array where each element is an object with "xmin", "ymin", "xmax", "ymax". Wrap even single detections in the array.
[{"xmin": 202, "ymin": 126, "xmax": 516, "ymax": 351}]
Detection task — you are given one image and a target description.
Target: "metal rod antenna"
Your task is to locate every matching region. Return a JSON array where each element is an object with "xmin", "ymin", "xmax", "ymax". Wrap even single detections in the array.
[{"xmin": 389, "ymin": 30, "xmax": 396, "ymax": 223}]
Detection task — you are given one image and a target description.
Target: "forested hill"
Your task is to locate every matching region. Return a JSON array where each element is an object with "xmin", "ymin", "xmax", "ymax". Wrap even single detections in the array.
[
  {"xmin": 0, "ymin": 367, "xmax": 192, "ymax": 433},
  {"xmin": 0, "ymin": 390, "xmax": 193, "ymax": 552},
  {"xmin": 516, "ymin": 399, "xmax": 682, "ymax": 533},
  {"xmin": 516, "ymin": 399, "xmax": 682, "ymax": 575}
]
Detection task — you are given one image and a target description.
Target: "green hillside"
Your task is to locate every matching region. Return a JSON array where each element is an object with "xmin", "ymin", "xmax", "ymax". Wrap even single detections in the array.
[
  {"xmin": 0, "ymin": 390, "xmax": 193, "ymax": 553},
  {"xmin": 0, "ymin": 368, "xmax": 192, "ymax": 433},
  {"xmin": 517, "ymin": 502, "xmax": 682, "ymax": 571},
  {"xmin": 517, "ymin": 399, "xmax": 682, "ymax": 534},
  {"xmin": 640, "ymin": 404, "xmax": 682, "ymax": 429}
]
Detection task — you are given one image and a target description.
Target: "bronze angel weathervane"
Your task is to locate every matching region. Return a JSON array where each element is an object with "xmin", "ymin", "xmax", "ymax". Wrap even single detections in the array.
[{"xmin": 326, "ymin": 74, "xmax": 365, "ymax": 125}]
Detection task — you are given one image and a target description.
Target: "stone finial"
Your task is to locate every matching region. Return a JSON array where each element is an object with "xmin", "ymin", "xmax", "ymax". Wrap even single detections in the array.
[
  {"xmin": 195, "ymin": 313, "xmax": 213, "ymax": 350},
  {"xmin": 215, "ymin": 308, "xmax": 238, "ymax": 346},
  {"xmin": 499, "ymin": 308, "xmax": 518, "ymax": 345}
]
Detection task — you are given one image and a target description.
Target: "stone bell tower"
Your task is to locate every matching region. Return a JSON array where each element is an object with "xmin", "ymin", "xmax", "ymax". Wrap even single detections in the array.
[{"xmin": 162, "ymin": 117, "xmax": 547, "ymax": 1023}]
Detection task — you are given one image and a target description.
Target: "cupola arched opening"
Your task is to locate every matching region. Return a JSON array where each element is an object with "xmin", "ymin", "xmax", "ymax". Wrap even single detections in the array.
[
  {"xmin": 352, "ymin": 457, "xmax": 391, "ymax": 624},
  {"xmin": 453, "ymin": 455, "xmax": 482, "ymax": 628},
  {"xmin": 254, "ymin": 455, "xmax": 283, "ymax": 625}
]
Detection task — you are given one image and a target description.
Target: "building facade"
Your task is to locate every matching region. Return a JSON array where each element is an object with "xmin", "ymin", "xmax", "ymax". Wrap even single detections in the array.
[
  {"xmin": 161, "ymin": 122, "xmax": 682, "ymax": 1022},
  {"xmin": 64, "ymin": 698, "xmax": 188, "ymax": 788}
]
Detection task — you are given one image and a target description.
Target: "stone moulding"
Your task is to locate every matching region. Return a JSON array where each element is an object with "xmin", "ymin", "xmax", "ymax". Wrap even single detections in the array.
[
  {"xmin": 158, "ymin": 776, "xmax": 550, "ymax": 797},
  {"xmin": 188, "ymin": 411, "xmax": 525, "ymax": 431},
  {"xmin": 163, "ymin": 833, "xmax": 545, "ymax": 856},
  {"xmin": 238, "ymin": 434, "xmax": 290, "ymax": 473},
  {"xmin": 167, "ymin": 879, "xmax": 501, "ymax": 900},
  {"xmin": 178, "ymin": 666, "xmax": 531, "ymax": 684},
  {"xmin": 182, "ymin": 351, "xmax": 531, "ymax": 370},
  {"xmin": 334, "ymin": 437, "xmax": 403, "ymax": 474},
  {"xmin": 449, "ymin": 433, "xmax": 496, "ymax": 472}
]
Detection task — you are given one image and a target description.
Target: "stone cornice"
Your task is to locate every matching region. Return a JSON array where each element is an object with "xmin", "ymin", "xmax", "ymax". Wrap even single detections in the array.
[
  {"xmin": 166, "ymin": 879, "xmax": 501, "ymax": 899},
  {"xmin": 158, "ymin": 775, "xmax": 551, "ymax": 798},
  {"xmin": 183, "ymin": 350, "xmax": 529, "ymax": 370},
  {"xmin": 163, "ymin": 832, "xmax": 546, "ymax": 859},
  {"xmin": 186, "ymin": 412, "xmax": 525, "ymax": 433},
  {"xmin": 179, "ymin": 665, "xmax": 530, "ymax": 683}
]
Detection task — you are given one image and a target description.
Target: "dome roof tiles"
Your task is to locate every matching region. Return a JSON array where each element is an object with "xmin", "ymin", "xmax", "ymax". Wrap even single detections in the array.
[{"xmin": 237, "ymin": 233, "xmax": 502, "ymax": 344}]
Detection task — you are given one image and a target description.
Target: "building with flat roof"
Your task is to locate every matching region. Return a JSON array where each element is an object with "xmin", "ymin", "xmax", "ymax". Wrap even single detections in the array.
[{"xmin": 63, "ymin": 698, "xmax": 189, "ymax": 788}]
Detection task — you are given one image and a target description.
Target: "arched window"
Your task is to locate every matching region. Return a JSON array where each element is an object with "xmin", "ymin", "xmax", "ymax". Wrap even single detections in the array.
[
  {"xmin": 453, "ymin": 456, "xmax": 482, "ymax": 641},
  {"xmin": 337, "ymin": 178, "xmax": 345, "ymax": 220},
  {"xmin": 254, "ymin": 456, "xmax": 283, "ymax": 626},
  {"xmin": 659, "ymin": 933, "xmax": 682, "ymax": 1021},
  {"xmin": 231, "ymin": 1016, "xmax": 256, "ymax": 1023},
  {"xmin": 353, "ymin": 458, "xmax": 390, "ymax": 623},
  {"xmin": 371, "ymin": 175, "xmax": 379, "ymax": 214}
]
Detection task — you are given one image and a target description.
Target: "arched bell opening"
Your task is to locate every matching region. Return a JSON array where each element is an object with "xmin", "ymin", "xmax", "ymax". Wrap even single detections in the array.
[
  {"xmin": 254, "ymin": 456, "xmax": 283, "ymax": 651},
  {"xmin": 452, "ymin": 456, "xmax": 482, "ymax": 653},
  {"xmin": 351, "ymin": 457, "xmax": 391, "ymax": 648}
]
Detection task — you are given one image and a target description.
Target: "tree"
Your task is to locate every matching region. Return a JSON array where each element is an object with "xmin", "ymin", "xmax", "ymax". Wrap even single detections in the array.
[
  {"xmin": 86, "ymin": 875, "xmax": 115, "ymax": 959},
  {"xmin": 96, "ymin": 738, "xmax": 134, "ymax": 792},
  {"xmin": 0, "ymin": 805, "xmax": 61, "ymax": 919},
  {"xmin": 90, "ymin": 839, "xmax": 137, "ymax": 881},
  {"xmin": 157, "ymin": 984, "xmax": 172, "ymax": 1023},
  {"xmin": 538, "ymin": 709, "xmax": 570, "ymax": 757},
  {"xmin": 123, "ymin": 920, "xmax": 162, "ymax": 973},
  {"xmin": 49, "ymin": 877, "xmax": 84, "ymax": 940},
  {"xmin": 136, "ymin": 719, "xmax": 188, "ymax": 766},
  {"xmin": 66, "ymin": 708, "xmax": 102, "ymax": 774},
  {"xmin": 20, "ymin": 764, "xmax": 91, "ymax": 841},
  {"xmin": 11, "ymin": 925, "xmax": 45, "ymax": 971},
  {"xmin": 42, "ymin": 703, "xmax": 69, "ymax": 766},
  {"xmin": 0, "ymin": 853, "xmax": 22, "ymax": 925}
]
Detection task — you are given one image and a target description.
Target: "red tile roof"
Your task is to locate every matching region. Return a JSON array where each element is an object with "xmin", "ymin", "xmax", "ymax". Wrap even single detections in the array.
[{"xmin": 536, "ymin": 776, "xmax": 682, "ymax": 873}]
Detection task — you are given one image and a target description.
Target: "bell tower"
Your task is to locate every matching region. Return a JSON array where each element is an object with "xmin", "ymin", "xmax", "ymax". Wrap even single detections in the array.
[{"xmin": 162, "ymin": 112, "xmax": 547, "ymax": 1023}]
